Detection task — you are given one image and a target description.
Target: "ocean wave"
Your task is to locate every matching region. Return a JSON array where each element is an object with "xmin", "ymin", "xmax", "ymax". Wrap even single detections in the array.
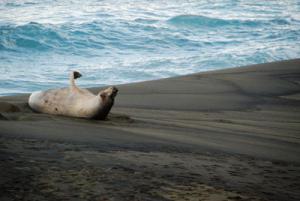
[
  {"xmin": 0, "ymin": 22, "xmax": 64, "ymax": 51},
  {"xmin": 167, "ymin": 15, "xmax": 291, "ymax": 28},
  {"xmin": 0, "ymin": 21, "xmax": 111, "ymax": 53},
  {"xmin": 0, "ymin": 20, "xmax": 169, "ymax": 53}
]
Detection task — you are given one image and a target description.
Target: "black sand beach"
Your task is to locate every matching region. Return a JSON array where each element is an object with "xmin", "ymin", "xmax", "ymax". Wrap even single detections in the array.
[{"xmin": 0, "ymin": 59, "xmax": 300, "ymax": 201}]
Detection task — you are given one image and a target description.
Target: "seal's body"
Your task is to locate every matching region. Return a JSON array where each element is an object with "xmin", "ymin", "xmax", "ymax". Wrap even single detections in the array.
[{"xmin": 28, "ymin": 71, "xmax": 118, "ymax": 119}]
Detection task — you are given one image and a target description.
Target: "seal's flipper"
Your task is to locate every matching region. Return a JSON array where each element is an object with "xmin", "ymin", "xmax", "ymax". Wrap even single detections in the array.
[
  {"xmin": 73, "ymin": 71, "xmax": 82, "ymax": 79},
  {"xmin": 70, "ymin": 71, "xmax": 81, "ymax": 90}
]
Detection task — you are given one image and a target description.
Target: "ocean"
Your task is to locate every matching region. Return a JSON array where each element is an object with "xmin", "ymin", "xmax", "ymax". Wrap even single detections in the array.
[{"xmin": 1, "ymin": 0, "xmax": 300, "ymax": 96}]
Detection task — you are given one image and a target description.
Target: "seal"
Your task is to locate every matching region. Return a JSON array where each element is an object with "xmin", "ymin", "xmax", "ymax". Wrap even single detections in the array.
[{"xmin": 28, "ymin": 71, "xmax": 118, "ymax": 120}]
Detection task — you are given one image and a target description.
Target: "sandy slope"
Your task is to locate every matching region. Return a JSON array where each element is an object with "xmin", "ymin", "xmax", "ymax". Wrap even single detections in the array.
[{"xmin": 0, "ymin": 59, "xmax": 300, "ymax": 201}]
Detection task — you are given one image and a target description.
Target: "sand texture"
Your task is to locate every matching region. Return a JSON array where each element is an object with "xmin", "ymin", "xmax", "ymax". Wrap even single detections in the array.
[{"xmin": 0, "ymin": 59, "xmax": 300, "ymax": 201}]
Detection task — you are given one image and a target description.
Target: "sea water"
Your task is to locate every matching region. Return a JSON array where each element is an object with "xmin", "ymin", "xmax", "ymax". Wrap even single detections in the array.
[{"xmin": 1, "ymin": 0, "xmax": 300, "ymax": 96}]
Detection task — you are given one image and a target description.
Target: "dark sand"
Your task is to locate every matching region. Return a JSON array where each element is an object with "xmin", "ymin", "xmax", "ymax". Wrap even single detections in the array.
[{"xmin": 0, "ymin": 59, "xmax": 300, "ymax": 201}]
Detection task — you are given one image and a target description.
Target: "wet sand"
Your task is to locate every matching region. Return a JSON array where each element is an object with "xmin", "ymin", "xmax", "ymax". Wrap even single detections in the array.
[{"xmin": 0, "ymin": 59, "xmax": 300, "ymax": 201}]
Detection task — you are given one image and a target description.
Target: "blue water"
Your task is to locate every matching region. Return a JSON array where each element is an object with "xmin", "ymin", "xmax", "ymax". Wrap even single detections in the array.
[{"xmin": 1, "ymin": 0, "xmax": 300, "ymax": 96}]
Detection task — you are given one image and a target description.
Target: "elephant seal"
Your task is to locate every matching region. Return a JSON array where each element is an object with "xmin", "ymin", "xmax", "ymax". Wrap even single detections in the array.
[{"xmin": 28, "ymin": 71, "xmax": 118, "ymax": 120}]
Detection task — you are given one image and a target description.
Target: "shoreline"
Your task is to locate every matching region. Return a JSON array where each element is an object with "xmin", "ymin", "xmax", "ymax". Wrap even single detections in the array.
[
  {"xmin": 1, "ymin": 59, "xmax": 300, "ymax": 201},
  {"xmin": 0, "ymin": 58, "xmax": 298, "ymax": 98}
]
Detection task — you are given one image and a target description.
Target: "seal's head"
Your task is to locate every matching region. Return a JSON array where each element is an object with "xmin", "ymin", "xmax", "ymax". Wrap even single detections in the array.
[
  {"xmin": 99, "ymin": 86, "xmax": 118, "ymax": 100},
  {"xmin": 95, "ymin": 86, "xmax": 118, "ymax": 120}
]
